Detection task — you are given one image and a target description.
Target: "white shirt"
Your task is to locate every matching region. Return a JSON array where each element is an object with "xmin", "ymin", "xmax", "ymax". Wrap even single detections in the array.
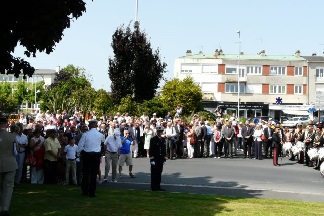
[
  {"xmin": 64, "ymin": 144, "xmax": 78, "ymax": 160},
  {"xmin": 16, "ymin": 133, "xmax": 28, "ymax": 152},
  {"xmin": 104, "ymin": 134, "xmax": 122, "ymax": 153},
  {"xmin": 165, "ymin": 126, "xmax": 177, "ymax": 138},
  {"xmin": 78, "ymin": 128, "xmax": 105, "ymax": 153}
]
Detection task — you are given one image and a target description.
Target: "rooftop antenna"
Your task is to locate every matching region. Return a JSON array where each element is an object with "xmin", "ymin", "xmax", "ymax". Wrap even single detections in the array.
[{"xmin": 134, "ymin": 0, "xmax": 139, "ymax": 30}]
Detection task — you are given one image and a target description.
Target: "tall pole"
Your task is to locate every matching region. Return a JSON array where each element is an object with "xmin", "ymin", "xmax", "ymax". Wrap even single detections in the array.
[
  {"xmin": 237, "ymin": 30, "xmax": 241, "ymax": 119},
  {"xmin": 134, "ymin": 0, "xmax": 139, "ymax": 29},
  {"xmin": 135, "ymin": 0, "xmax": 138, "ymax": 22},
  {"xmin": 34, "ymin": 77, "xmax": 37, "ymax": 110}
]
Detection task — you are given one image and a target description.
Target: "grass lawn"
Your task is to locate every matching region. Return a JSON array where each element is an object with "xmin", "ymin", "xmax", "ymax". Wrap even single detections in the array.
[{"xmin": 10, "ymin": 184, "xmax": 324, "ymax": 216}]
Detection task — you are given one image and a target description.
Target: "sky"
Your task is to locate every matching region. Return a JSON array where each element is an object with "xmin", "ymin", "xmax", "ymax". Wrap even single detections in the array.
[{"xmin": 15, "ymin": 0, "xmax": 324, "ymax": 91}]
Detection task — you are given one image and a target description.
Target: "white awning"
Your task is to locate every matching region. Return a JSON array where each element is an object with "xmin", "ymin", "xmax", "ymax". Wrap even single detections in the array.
[{"xmin": 282, "ymin": 110, "xmax": 309, "ymax": 116}]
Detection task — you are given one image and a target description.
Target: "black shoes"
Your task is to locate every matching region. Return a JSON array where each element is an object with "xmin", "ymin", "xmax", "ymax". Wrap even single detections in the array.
[{"xmin": 152, "ymin": 188, "xmax": 165, "ymax": 191}]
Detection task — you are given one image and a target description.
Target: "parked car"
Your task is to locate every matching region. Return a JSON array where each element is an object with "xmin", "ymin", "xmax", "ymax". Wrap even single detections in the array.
[{"xmin": 282, "ymin": 116, "xmax": 309, "ymax": 127}]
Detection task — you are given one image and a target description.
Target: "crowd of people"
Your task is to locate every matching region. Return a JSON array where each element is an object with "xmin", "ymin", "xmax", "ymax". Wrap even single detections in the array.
[{"xmin": 3, "ymin": 108, "xmax": 324, "ymax": 191}]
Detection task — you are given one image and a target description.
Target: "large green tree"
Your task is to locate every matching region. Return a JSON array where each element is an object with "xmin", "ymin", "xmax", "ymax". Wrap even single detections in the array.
[
  {"xmin": 108, "ymin": 24, "xmax": 167, "ymax": 104},
  {"xmin": 160, "ymin": 77, "xmax": 203, "ymax": 115},
  {"xmin": 0, "ymin": 1, "xmax": 89, "ymax": 78},
  {"xmin": 41, "ymin": 65, "xmax": 96, "ymax": 113}
]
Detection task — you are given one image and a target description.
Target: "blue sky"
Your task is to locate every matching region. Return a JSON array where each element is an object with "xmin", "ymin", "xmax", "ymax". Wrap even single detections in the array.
[{"xmin": 15, "ymin": 0, "xmax": 324, "ymax": 91}]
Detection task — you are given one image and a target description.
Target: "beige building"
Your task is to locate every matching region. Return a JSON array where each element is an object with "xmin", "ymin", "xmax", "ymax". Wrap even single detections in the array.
[{"xmin": 174, "ymin": 50, "xmax": 324, "ymax": 120}]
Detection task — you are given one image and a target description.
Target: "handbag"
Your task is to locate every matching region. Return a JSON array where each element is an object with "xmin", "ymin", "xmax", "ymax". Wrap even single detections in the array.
[
  {"xmin": 261, "ymin": 134, "xmax": 266, "ymax": 141},
  {"xmin": 25, "ymin": 153, "xmax": 36, "ymax": 166},
  {"xmin": 190, "ymin": 136, "xmax": 196, "ymax": 145}
]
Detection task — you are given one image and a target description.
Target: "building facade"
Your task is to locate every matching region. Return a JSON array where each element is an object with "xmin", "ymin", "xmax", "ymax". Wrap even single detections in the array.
[
  {"xmin": 174, "ymin": 50, "xmax": 324, "ymax": 120},
  {"xmin": 0, "ymin": 68, "xmax": 57, "ymax": 111}
]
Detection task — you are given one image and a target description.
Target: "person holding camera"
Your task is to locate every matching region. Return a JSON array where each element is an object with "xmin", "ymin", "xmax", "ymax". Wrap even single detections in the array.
[{"xmin": 118, "ymin": 130, "xmax": 135, "ymax": 178}]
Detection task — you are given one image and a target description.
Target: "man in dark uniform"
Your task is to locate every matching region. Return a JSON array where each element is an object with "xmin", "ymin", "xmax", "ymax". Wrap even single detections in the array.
[
  {"xmin": 0, "ymin": 117, "xmax": 18, "ymax": 216},
  {"xmin": 149, "ymin": 126, "xmax": 167, "ymax": 191}
]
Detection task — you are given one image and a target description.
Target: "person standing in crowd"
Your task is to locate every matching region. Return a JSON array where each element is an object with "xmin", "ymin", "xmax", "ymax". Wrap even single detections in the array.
[
  {"xmin": 294, "ymin": 123, "xmax": 305, "ymax": 164},
  {"xmin": 0, "ymin": 117, "xmax": 18, "ymax": 216},
  {"xmin": 203, "ymin": 121, "xmax": 212, "ymax": 158},
  {"xmin": 78, "ymin": 119, "xmax": 104, "ymax": 197},
  {"xmin": 164, "ymin": 121, "xmax": 177, "ymax": 160},
  {"xmin": 214, "ymin": 122, "xmax": 223, "ymax": 159},
  {"xmin": 253, "ymin": 123, "xmax": 263, "ymax": 160},
  {"xmin": 15, "ymin": 122, "xmax": 28, "ymax": 184},
  {"xmin": 64, "ymin": 136, "xmax": 78, "ymax": 185},
  {"xmin": 75, "ymin": 124, "xmax": 88, "ymax": 186},
  {"xmin": 313, "ymin": 123, "xmax": 324, "ymax": 170},
  {"xmin": 193, "ymin": 121, "xmax": 202, "ymax": 158},
  {"xmin": 241, "ymin": 120, "xmax": 253, "ymax": 159},
  {"xmin": 186, "ymin": 124, "xmax": 195, "ymax": 159},
  {"xmin": 143, "ymin": 123, "xmax": 154, "ymax": 158},
  {"xmin": 304, "ymin": 123, "xmax": 315, "ymax": 167},
  {"xmin": 118, "ymin": 130, "xmax": 135, "ymax": 178},
  {"xmin": 272, "ymin": 125, "xmax": 283, "ymax": 166},
  {"xmin": 29, "ymin": 129, "xmax": 45, "ymax": 184},
  {"xmin": 149, "ymin": 126, "xmax": 166, "ymax": 191},
  {"xmin": 44, "ymin": 129, "xmax": 61, "ymax": 184},
  {"xmin": 222, "ymin": 120, "xmax": 235, "ymax": 158},
  {"xmin": 263, "ymin": 122, "xmax": 273, "ymax": 158},
  {"xmin": 103, "ymin": 128, "xmax": 121, "ymax": 183}
]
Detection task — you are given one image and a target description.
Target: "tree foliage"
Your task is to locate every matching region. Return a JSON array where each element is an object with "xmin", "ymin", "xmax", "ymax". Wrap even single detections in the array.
[
  {"xmin": 0, "ymin": 1, "xmax": 89, "ymax": 78},
  {"xmin": 137, "ymin": 97, "xmax": 170, "ymax": 118},
  {"xmin": 92, "ymin": 89, "xmax": 113, "ymax": 115},
  {"xmin": 41, "ymin": 65, "xmax": 96, "ymax": 113},
  {"xmin": 0, "ymin": 82, "xmax": 18, "ymax": 113},
  {"xmin": 160, "ymin": 77, "xmax": 203, "ymax": 115},
  {"xmin": 108, "ymin": 24, "xmax": 167, "ymax": 104}
]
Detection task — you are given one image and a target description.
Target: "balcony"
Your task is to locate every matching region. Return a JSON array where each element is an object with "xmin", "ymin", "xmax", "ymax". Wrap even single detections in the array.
[{"xmin": 315, "ymin": 77, "xmax": 324, "ymax": 83}]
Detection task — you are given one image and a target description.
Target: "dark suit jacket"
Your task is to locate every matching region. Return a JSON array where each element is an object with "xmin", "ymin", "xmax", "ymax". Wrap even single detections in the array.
[
  {"xmin": 241, "ymin": 125, "xmax": 253, "ymax": 143},
  {"xmin": 149, "ymin": 135, "xmax": 166, "ymax": 163}
]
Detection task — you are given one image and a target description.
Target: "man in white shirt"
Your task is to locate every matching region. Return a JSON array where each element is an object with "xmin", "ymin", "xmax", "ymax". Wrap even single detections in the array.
[
  {"xmin": 15, "ymin": 123, "xmax": 28, "ymax": 184},
  {"xmin": 64, "ymin": 136, "xmax": 78, "ymax": 185},
  {"xmin": 103, "ymin": 128, "xmax": 122, "ymax": 183},
  {"xmin": 164, "ymin": 122, "xmax": 177, "ymax": 159},
  {"xmin": 78, "ymin": 119, "xmax": 105, "ymax": 197}
]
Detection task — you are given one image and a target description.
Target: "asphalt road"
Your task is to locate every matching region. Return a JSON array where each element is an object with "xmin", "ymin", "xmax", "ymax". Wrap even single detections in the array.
[{"xmin": 99, "ymin": 153, "xmax": 324, "ymax": 202}]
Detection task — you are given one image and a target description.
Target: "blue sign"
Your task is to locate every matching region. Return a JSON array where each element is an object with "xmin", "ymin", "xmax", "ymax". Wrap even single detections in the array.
[{"xmin": 275, "ymin": 97, "xmax": 282, "ymax": 104}]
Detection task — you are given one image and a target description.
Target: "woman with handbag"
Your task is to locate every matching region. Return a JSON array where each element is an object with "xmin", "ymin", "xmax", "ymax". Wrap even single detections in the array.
[{"xmin": 186, "ymin": 124, "xmax": 195, "ymax": 159}]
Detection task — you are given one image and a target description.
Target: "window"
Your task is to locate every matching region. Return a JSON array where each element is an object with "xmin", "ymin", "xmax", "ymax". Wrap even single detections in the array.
[
  {"xmin": 225, "ymin": 83, "xmax": 245, "ymax": 93},
  {"xmin": 202, "ymin": 64, "xmax": 218, "ymax": 73},
  {"xmin": 181, "ymin": 63, "xmax": 200, "ymax": 73},
  {"xmin": 8, "ymin": 76, "xmax": 13, "ymax": 82},
  {"xmin": 180, "ymin": 69, "xmax": 193, "ymax": 73},
  {"xmin": 270, "ymin": 66, "xmax": 286, "ymax": 75},
  {"xmin": 226, "ymin": 67, "xmax": 237, "ymax": 74},
  {"xmin": 0, "ymin": 75, "xmax": 3, "ymax": 81},
  {"xmin": 294, "ymin": 85, "xmax": 302, "ymax": 94},
  {"xmin": 247, "ymin": 66, "xmax": 262, "ymax": 75},
  {"xmin": 270, "ymin": 85, "xmax": 286, "ymax": 94},
  {"xmin": 294, "ymin": 67, "xmax": 303, "ymax": 76},
  {"xmin": 316, "ymin": 68, "xmax": 324, "ymax": 77}
]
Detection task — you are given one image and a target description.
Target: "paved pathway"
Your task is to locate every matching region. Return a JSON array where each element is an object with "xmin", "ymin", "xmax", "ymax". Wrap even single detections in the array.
[{"xmin": 99, "ymin": 154, "xmax": 324, "ymax": 202}]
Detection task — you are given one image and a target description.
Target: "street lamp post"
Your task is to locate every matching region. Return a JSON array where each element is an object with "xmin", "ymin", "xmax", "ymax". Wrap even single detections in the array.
[
  {"xmin": 34, "ymin": 78, "xmax": 40, "ymax": 111},
  {"xmin": 237, "ymin": 30, "xmax": 241, "ymax": 119}
]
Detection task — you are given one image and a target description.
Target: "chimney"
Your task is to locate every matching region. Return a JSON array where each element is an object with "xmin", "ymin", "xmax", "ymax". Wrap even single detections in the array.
[
  {"xmin": 312, "ymin": 53, "xmax": 317, "ymax": 56},
  {"xmin": 186, "ymin": 50, "xmax": 192, "ymax": 56},
  {"xmin": 258, "ymin": 50, "xmax": 266, "ymax": 57},
  {"xmin": 199, "ymin": 51, "xmax": 203, "ymax": 54},
  {"xmin": 219, "ymin": 49, "xmax": 224, "ymax": 55},
  {"xmin": 214, "ymin": 49, "xmax": 219, "ymax": 56},
  {"xmin": 295, "ymin": 50, "xmax": 301, "ymax": 57}
]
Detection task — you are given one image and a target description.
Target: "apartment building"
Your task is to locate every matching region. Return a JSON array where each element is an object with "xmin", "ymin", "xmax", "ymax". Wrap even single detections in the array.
[{"xmin": 174, "ymin": 50, "xmax": 324, "ymax": 120}]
